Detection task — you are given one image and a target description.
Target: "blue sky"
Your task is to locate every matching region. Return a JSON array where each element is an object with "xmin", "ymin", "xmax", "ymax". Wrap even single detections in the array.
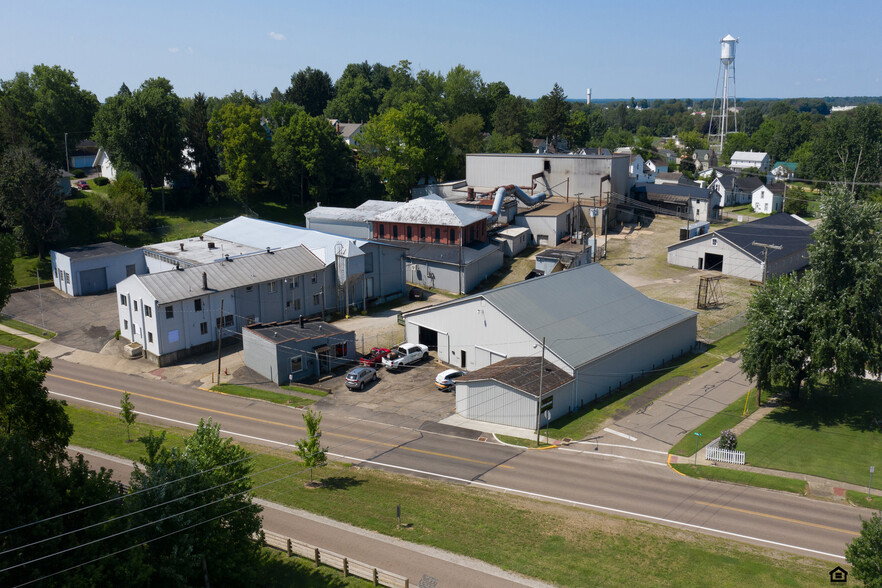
[{"xmin": 3, "ymin": 1, "xmax": 879, "ymax": 102}]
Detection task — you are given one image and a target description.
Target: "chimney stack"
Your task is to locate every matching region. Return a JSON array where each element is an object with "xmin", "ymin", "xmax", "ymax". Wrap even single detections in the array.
[{"xmin": 202, "ymin": 271, "xmax": 208, "ymax": 290}]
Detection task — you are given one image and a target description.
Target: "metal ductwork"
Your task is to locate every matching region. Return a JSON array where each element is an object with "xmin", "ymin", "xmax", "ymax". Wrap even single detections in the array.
[{"xmin": 490, "ymin": 182, "xmax": 553, "ymax": 218}]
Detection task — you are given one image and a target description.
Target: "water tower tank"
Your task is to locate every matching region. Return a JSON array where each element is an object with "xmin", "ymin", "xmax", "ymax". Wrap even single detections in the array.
[{"xmin": 720, "ymin": 34, "xmax": 737, "ymax": 65}]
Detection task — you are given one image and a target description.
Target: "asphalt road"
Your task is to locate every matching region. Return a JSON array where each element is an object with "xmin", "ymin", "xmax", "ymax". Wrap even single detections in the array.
[{"xmin": 47, "ymin": 360, "xmax": 870, "ymax": 570}]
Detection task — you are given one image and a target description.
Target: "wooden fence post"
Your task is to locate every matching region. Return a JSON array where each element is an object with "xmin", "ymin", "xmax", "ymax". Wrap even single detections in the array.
[
  {"xmin": 373, "ymin": 568, "xmax": 379, "ymax": 586},
  {"xmin": 314, "ymin": 547, "xmax": 320, "ymax": 567},
  {"xmin": 286, "ymin": 538, "xmax": 292, "ymax": 557},
  {"xmin": 342, "ymin": 557, "xmax": 348, "ymax": 577}
]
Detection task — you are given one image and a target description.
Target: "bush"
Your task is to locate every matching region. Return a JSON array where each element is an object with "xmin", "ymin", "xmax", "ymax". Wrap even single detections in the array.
[
  {"xmin": 720, "ymin": 429, "xmax": 738, "ymax": 450},
  {"xmin": 94, "ymin": 177, "xmax": 110, "ymax": 186},
  {"xmin": 71, "ymin": 168, "xmax": 86, "ymax": 179},
  {"xmin": 114, "ymin": 329, "xmax": 121, "ymax": 340}
]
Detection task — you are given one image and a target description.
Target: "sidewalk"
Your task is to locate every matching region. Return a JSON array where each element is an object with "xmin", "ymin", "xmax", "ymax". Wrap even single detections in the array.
[{"xmin": 0, "ymin": 321, "xmax": 50, "ymax": 344}]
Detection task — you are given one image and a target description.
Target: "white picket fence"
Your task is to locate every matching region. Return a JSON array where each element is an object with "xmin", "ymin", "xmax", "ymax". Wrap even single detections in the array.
[{"xmin": 705, "ymin": 437, "xmax": 746, "ymax": 465}]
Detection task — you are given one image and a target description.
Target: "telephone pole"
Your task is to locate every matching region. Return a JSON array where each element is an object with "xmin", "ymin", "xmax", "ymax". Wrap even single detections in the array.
[
  {"xmin": 536, "ymin": 337, "xmax": 546, "ymax": 445},
  {"xmin": 752, "ymin": 241, "xmax": 782, "ymax": 283}
]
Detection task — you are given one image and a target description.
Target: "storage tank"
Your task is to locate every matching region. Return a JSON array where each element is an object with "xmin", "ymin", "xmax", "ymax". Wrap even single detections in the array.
[{"xmin": 721, "ymin": 34, "xmax": 737, "ymax": 65}]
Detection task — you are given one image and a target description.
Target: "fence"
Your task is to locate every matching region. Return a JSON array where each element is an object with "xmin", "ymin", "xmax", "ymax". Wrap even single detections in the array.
[
  {"xmin": 697, "ymin": 312, "xmax": 748, "ymax": 343},
  {"xmin": 264, "ymin": 530, "xmax": 409, "ymax": 588},
  {"xmin": 356, "ymin": 329, "xmax": 405, "ymax": 355},
  {"xmin": 704, "ymin": 437, "xmax": 746, "ymax": 465}
]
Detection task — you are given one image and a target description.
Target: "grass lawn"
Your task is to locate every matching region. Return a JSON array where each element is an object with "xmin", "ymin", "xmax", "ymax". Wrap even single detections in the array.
[
  {"xmin": 496, "ymin": 435, "xmax": 554, "ymax": 448},
  {"xmin": 11, "ymin": 255, "xmax": 52, "ymax": 288},
  {"xmin": 0, "ymin": 316, "xmax": 55, "ymax": 338},
  {"xmin": 546, "ymin": 328, "xmax": 747, "ymax": 441},
  {"xmin": 282, "ymin": 385, "xmax": 329, "ymax": 397},
  {"xmin": 66, "ymin": 405, "xmax": 833, "ymax": 587},
  {"xmin": 0, "ymin": 332, "xmax": 38, "ymax": 349},
  {"xmin": 258, "ymin": 547, "xmax": 372, "ymax": 587},
  {"xmin": 737, "ymin": 379, "xmax": 882, "ymax": 490},
  {"xmin": 212, "ymin": 383, "xmax": 316, "ymax": 407},
  {"xmin": 846, "ymin": 490, "xmax": 882, "ymax": 510},
  {"xmin": 670, "ymin": 388, "xmax": 770, "ymax": 457},
  {"xmin": 672, "ymin": 464, "xmax": 807, "ymax": 495}
]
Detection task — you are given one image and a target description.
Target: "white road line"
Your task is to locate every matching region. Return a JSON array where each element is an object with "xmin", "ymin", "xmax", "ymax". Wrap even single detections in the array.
[
  {"xmin": 53, "ymin": 391, "xmax": 845, "ymax": 561},
  {"xmin": 603, "ymin": 427, "xmax": 638, "ymax": 441}
]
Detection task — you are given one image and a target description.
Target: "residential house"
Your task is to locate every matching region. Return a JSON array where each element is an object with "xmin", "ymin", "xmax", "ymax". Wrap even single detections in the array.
[
  {"xmin": 654, "ymin": 171, "xmax": 694, "ymax": 186},
  {"xmin": 667, "ymin": 214, "xmax": 813, "ymax": 281},
  {"xmin": 92, "ymin": 147, "xmax": 119, "ymax": 181},
  {"xmin": 709, "ymin": 175, "xmax": 763, "ymax": 207},
  {"xmin": 769, "ymin": 161, "xmax": 798, "ymax": 183},
  {"xmin": 751, "ymin": 183, "xmax": 786, "ymax": 214},
  {"xmin": 329, "ymin": 120, "xmax": 363, "ymax": 146},
  {"xmin": 69, "ymin": 140, "xmax": 98, "ymax": 170},
  {"xmin": 645, "ymin": 158, "xmax": 668, "ymax": 174},
  {"xmin": 693, "ymin": 149, "xmax": 717, "ymax": 171},
  {"xmin": 729, "ymin": 151, "xmax": 770, "ymax": 173}
]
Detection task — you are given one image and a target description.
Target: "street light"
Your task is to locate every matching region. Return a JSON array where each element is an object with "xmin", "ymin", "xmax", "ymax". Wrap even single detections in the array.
[
  {"xmin": 869, "ymin": 466, "xmax": 875, "ymax": 500},
  {"xmin": 693, "ymin": 432, "xmax": 702, "ymax": 465}
]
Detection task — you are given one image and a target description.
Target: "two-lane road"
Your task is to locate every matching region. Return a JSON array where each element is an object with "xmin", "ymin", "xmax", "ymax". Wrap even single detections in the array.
[{"xmin": 47, "ymin": 360, "xmax": 868, "ymax": 563}]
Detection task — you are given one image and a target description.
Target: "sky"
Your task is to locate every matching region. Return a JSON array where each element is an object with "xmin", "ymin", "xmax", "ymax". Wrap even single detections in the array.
[{"xmin": 3, "ymin": 0, "xmax": 880, "ymax": 103}]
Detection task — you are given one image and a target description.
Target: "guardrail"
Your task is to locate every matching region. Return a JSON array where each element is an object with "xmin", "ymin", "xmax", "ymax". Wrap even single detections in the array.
[
  {"xmin": 705, "ymin": 437, "xmax": 746, "ymax": 465},
  {"xmin": 264, "ymin": 529, "xmax": 409, "ymax": 588}
]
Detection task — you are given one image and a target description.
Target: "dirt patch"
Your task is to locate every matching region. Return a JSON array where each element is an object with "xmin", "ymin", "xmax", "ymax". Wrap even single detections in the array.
[{"xmin": 611, "ymin": 376, "xmax": 689, "ymax": 421}]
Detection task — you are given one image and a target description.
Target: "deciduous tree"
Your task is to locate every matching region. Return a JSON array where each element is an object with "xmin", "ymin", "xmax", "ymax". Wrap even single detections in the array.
[
  {"xmin": 846, "ymin": 511, "xmax": 882, "ymax": 587},
  {"xmin": 0, "ymin": 234, "xmax": 14, "ymax": 314},
  {"xmin": 99, "ymin": 170, "xmax": 149, "ymax": 240},
  {"xmin": 184, "ymin": 92, "xmax": 220, "ymax": 199},
  {"xmin": 208, "ymin": 100, "xmax": 270, "ymax": 205},
  {"xmin": 286, "ymin": 67, "xmax": 335, "ymax": 117},
  {"xmin": 295, "ymin": 408, "xmax": 326, "ymax": 484},
  {"xmin": 119, "ymin": 391, "xmax": 137, "ymax": 442}
]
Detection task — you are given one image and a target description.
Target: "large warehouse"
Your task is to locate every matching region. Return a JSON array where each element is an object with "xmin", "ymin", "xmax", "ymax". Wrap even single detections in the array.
[
  {"xmin": 667, "ymin": 214, "xmax": 814, "ymax": 281},
  {"xmin": 403, "ymin": 264, "xmax": 698, "ymax": 428}
]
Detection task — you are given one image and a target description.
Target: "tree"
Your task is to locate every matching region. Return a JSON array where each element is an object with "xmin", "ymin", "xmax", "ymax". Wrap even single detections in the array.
[
  {"xmin": 740, "ymin": 107, "xmax": 764, "ymax": 136},
  {"xmin": 0, "ymin": 73, "xmax": 53, "ymax": 161},
  {"xmin": 119, "ymin": 391, "xmax": 137, "ymax": 442},
  {"xmin": 807, "ymin": 105, "xmax": 882, "ymax": 194},
  {"xmin": 357, "ymin": 102, "xmax": 450, "ymax": 198},
  {"xmin": 295, "ymin": 408, "xmax": 327, "ymax": 485},
  {"xmin": 128, "ymin": 420, "xmax": 263, "ymax": 586},
  {"xmin": 0, "ymin": 349, "xmax": 71, "ymax": 462},
  {"xmin": 99, "ymin": 170, "xmax": 149, "ymax": 240},
  {"xmin": 846, "ymin": 511, "xmax": 882, "ymax": 587},
  {"xmin": 0, "ymin": 234, "xmax": 14, "ymax": 314},
  {"xmin": 782, "ymin": 186, "xmax": 809, "ymax": 216},
  {"xmin": 208, "ymin": 100, "xmax": 270, "ymax": 204},
  {"xmin": 445, "ymin": 113, "xmax": 485, "ymax": 177},
  {"xmin": 678, "ymin": 130, "xmax": 707, "ymax": 158},
  {"xmin": 0, "ymin": 146, "xmax": 67, "ymax": 258},
  {"xmin": 286, "ymin": 67, "xmax": 335, "ymax": 117},
  {"xmin": 443, "ymin": 64, "xmax": 483, "ymax": 121},
  {"xmin": 721, "ymin": 132, "xmax": 752, "ymax": 163},
  {"xmin": 185, "ymin": 92, "xmax": 220, "ymax": 199},
  {"xmin": 534, "ymin": 83, "xmax": 570, "ymax": 142}
]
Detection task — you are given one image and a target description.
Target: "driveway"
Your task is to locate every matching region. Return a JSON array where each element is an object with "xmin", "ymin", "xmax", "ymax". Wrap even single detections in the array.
[{"xmin": 3, "ymin": 288, "xmax": 119, "ymax": 353}]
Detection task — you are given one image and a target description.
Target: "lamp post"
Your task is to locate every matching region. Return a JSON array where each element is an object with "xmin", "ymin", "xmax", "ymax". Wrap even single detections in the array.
[
  {"xmin": 869, "ymin": 466, "xmax": 875, "ymax": 499},
  {"xmin": 693, "ymin": 432, "xmax": 702, "ymax": 465}
]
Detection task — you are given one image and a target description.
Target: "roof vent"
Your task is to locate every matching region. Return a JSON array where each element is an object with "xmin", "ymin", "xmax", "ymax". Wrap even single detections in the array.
[
  {"xmin": 202, "ymin": 271, "xmax": 208, "ymax": 290},
  {"xmin": 199, "ymin": 235, "xmax": 204, "ymax": 241},
  {"xmin": 225, "ymin": 254, "xmax": 230, "ymax": 262},
  {"xmin": 266, "ymin": 247, "xmax": 272, "ymax": 254},
  {"xmin": 208, "ymin": 242, "xmax": 215, "ymax": 249},
  {"xmin": 180, "ymin": 243, "xmax": 185, "ymax": 252}
]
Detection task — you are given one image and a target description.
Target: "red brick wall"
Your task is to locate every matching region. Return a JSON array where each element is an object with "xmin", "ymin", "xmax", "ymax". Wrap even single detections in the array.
[{"xmin": 372, "ymin": 220, "xmax": 487, "ymax": 245}]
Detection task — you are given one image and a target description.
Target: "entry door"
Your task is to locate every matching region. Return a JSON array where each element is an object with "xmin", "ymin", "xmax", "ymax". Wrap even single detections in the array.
[
  {"xmin": 698, "ymin": 257, "xmax": 704, "ymax": 270},
  {"xmin": 460, "ymin": 349, "xmax": 467, "ymax": 369}
]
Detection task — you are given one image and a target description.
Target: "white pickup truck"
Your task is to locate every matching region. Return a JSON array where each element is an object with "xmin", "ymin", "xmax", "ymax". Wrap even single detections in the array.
[{"xmin": 382, "ymin": 343, "xmax": 429, "ymax": 370}]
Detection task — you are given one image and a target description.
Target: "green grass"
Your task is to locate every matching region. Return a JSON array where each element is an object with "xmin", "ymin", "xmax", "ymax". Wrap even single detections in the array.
[
  {"xmin": 212, "ymin": 384, "xmax": 316, "ymax": 407},
  {"xmin": 546, "ymin": 328, "xmax": 747, "ymax": 441},
  {"xmin": 67, "ymin": 404, "xmax": 188, "ymax": 457},
  {"xmin": 0, "ymin": 316, "xmax": 55, "ymax": 338},
  {"xmin": 11, "ymin": 255, "xmax": 52, "ymax": 288},
  {"xmin": 258, "ymin": 547, "xmax": 372, "ymax": 587},
  {"xmin": 670, "ymin": 389, "xmax": 770, "ymax": 457},
  {"xmin": 282, "ymin": 385, "xmax": 329, "ymax": 397},
  {"xmin": 737, "ymin": 379, "xmax": 882, "ymax": 490},
  {"xmin": 846, "ymin": 490, "xmax": 882, "ymax": 510},
  {"xmin": 672, "ymin": 464, "xmax": 808, "ymax": 494},
  {"xmin": 65, "ymin": 405, "xmax": 833, "ymax": 587},
  {"xmin": 0, "ymin": 331, "xmax": 38, "ymax": 349},
  {"xmin": 496, "ymin": 435, "xmax": 554, "ymax": 448}
]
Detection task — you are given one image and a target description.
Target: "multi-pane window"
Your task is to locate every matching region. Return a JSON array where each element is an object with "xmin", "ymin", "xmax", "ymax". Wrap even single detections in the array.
[
  {"xmin": 194, "ymin": 299, "xmax": 202, "ymax": 312},
  {"xmin": 165, "ymin": 306, "xmax": 174, "ymax": 319},
  {"xmin": 120, "ymin": 294, "xmax": 127, "ymax": 306},
  {"xmin": 145, "ymin": 306, "xmax": 152, "ymax": 317},
  {"xmin": 200, "ymin": 322, "xmax": 208, "ymax": 335}
]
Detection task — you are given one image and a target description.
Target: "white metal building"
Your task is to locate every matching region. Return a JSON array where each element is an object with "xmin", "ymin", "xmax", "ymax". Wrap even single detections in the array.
[
  {"xmin": 513, "ymin": 201, "xmax": 576, "ymax": 247},
  {"xmin": 51, "ymin": 242, "xmax": 146, "ymax": 296},
  {"xmin": 403, "ymin": 264, "xmax": 697, "ymax": 428},
  {"xmin": 304, "ymin": 200, "xmax": 401, "ymax": 239}
]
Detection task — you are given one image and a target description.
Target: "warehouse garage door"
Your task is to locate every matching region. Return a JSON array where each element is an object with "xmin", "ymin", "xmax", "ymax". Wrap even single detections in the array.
[
  {"xmin": 418, "ymin": 326, "xmax": 438, "ymax": 350},
  {"xmin": 704, "ymin": 253, "xmax": 723, "ymax": 272},
  {"xmin": 78, "ymin": 267, "xmax": 108, "ymax": 295}
]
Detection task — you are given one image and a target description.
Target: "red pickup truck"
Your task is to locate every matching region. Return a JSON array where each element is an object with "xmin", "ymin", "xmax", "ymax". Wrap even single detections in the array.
[{"xmin": 359, "ymin": 347, "xmax": 390, "ymax": 368}]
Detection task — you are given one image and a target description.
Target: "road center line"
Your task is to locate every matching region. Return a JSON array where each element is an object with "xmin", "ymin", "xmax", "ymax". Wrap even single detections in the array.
[{"xmin": 695, "ymin": 501, "xmax": 858, "ymax": 536}]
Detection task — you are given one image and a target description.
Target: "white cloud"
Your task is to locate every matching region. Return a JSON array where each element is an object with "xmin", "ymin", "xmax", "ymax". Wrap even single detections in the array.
[
  {"xmin": 268, "ymin": 31, "xmax": 286, "ymax": 41},
  {"xmin": 815, "ymin": 78, "xmax": 827, "ymax": 83},
  {"xmin": 168, "ymin": 47, "xmax": 180, "ymax": 53}
]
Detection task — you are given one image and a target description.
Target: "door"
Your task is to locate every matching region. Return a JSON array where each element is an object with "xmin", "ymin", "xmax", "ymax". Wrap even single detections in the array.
[
  {"xmin": 698, "ymin": 257, "xmax": 703, "ymax": 270},
  {"xmin": 704, "ymin": 253, "xmax": 723, "ymax": 272},
  {"xmin": 460, "ymin": 349, "xmax": 467, "ymax": 369},
  {"xmin": 78, "ymin": 267, "xmax": 108, "ymax": 295}
]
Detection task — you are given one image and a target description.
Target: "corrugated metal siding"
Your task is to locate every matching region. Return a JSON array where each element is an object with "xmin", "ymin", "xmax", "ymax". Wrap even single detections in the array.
[
  {"xmin": 667, "ymin": 237, "xmax": 762, "ymax": 281},
  {"xmin": 459, "ymin": 381, "xmax": 537, "ymax": 429}
]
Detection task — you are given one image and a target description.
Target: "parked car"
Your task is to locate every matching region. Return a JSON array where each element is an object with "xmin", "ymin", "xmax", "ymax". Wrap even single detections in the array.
[
  {"xmin": 76, "ymin": 180, "xmax": 89, "ymax": 190},
  {"xmin": 345, "ymin": 366, "xmax": 377, "ymax": 390},
  {"xmin": 359, "ymin": 347, "xmax": 391, "ymax": 368},
  {"xmin": 382, "ymin": 343, "xmax": 429, "ymax": 371},
  {"xmin": 435, "ymin": 369, "xmax": 467, "ymax": 390}
]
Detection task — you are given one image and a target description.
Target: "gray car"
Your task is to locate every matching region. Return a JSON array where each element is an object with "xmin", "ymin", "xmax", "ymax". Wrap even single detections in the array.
[{"xmin": 345, "ymin": 366, "xmax": 377, "ymax": 390}]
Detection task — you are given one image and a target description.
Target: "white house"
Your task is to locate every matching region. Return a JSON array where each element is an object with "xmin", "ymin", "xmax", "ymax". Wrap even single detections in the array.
[
  {"xmin": 729, "ymin": 151, "xmax": 770, "ymax": 173},
  {"xmin": 92, "ymin": 148, "xmax": 119, "ymax": 181},
  {"xmin": 751, "ymin": 183, "xmax": 785, "ymax": 214},
  {"xmin": 769, "ymin": 161, "xmax": 797, "ymax": 183},
  {"xmin": 645, "ymin": 158, "xmax": 669, "ymax": 174},
  {"xmin": 709, "ymin": 175, "xmax": 763, "ymax": 207}
]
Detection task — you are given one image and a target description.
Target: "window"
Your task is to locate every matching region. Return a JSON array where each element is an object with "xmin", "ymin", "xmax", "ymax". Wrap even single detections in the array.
[
  {"xmin": 311, "ymin": 273, "xmax": 318, "ymax": 284},
  {"xmin": 145, "ymin": 306, "xmax": 152, "ymax": 318},
  {"xmin": 120, "ymin": 294, "xmax": 127, "ymax": 306},
  {"xmin": 290, "ymin": 276, "xmax": 299, "ymax": 288},
  {"xmin": 392, "ymin": 225, "xmax": 398, "ymax": 239},
  {"xmin": 126, "ymin": 264, "xmax": 136, "ymax": 277},
  {"xmin": 364, "ymin": 252, "xmax": 374, "ymax": 273},
  {"xmin": 711, "ymin": 238, "xmax": 718, "ymax": 246},
  {"xmin": 165, "ymin": 306, "xmax": 174, "ymax": 319},
  {"xmin": 133, "ymin": 301, "xmax": 138, "ymax": 312},
  {"xmin": 313, "ymin": 293, "xmax": 321, "ymax": 305},
  {"xmin": 194, "ymin": 299, "xmax": 202, "ymax": 312},
  {"xmin": 435, "ymin": 228, "xmax": 440, "ymax": 242},
  {"xmin": 290, "ymin": 356, "xmax": 303, "ymax": 373},
  {"xmin": 147, "ymin": 332, "xmax": 153, "ymax": 343},
  {"xmin": 64, "ymin": 271, "xmax": 70, "ymax": 284},
  {"xmin": 215, "ymin": 315, "xmax": 234, "ymax": 328},
  {"xmin": 379, "ymin": 224, "xmax": 385, "ymax": 238},
  {"xmin": 407, "ymin": 226, "xmax": 412, "ymax": 240},
  {"xmin": 200, "ymin": 322, "xmax": 208, "ymax": 335},
  {"xmin": 335, "ymin": 343, "xmax": 348, "ymax": 357},
  {"xmin": 450, "ymin": 228, "xmax": 455, "ymax": 242},
  {"xmin": 292, "ymin": 299, "xmax": 301, "ymax": 311},
  {"xmin": 54, "ymin": 267, "xmax": 58, "ymax": 278},
  {"xmin": 123, "ymin": 319, "xmax": 128, "ymax": 330},
  {"xmin": 420, "ymin": 226, "xmax": 425, "ymax": 240},
  {"xmin": 267, "ymin": 281, "xmax": 277, "ymax": 293}
]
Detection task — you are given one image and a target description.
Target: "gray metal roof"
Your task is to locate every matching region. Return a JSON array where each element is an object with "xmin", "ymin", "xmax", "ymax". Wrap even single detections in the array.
[
  {"xmin": 55, "ymin": 242, "xmax": 133, "ymax": 260},
  {"xmin": 373, "ymin": 194, "xmax": 490, "ymax": 227},
  {"xmin": 246, "ymin": 319, "xmax": 350, "ymax": 345},
  {"xmin": 132, "ymin": 246, "xmax": 325, "ymax": 304},
  {"xmin": 305, "ymin": 200, "xmax": 401, "ymax": 223},
  {"xmin": 458, "ymin": 356, "xmax": 573, "ymax": 397}
]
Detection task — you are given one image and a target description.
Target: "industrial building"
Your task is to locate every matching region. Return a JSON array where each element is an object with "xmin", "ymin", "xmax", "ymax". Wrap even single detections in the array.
[
  {"xmin": 51, "ymin": 242, "xmax": 146, "ymax": 296},
  {"xmin": 630, "ymin": 183, "xmax": 722, "ymax": 223},
  {"xmin": 667, "ymin": 214, "xmax": 814, "ymax": 281},
  {"xmin": 402, "ymin": 264, "xmax": 697, "ymax": 429}
]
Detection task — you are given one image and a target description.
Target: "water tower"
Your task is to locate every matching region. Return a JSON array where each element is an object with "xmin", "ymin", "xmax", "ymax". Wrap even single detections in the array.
[
  {"xmin": 586, "ymin": 88, "xmax": 591, "ymax": 105},
  {"xmin": 708, "ymin": 35, "xmax": 738, "ymax": 155}
]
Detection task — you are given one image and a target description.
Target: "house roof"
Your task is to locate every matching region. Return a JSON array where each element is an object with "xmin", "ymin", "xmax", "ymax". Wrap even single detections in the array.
[
  {"xmin": 457, "ymin": 356, "xmax": 573, "ymax": 397},
  {"xmin": 694, "ymin": 149, "xmax": 713, "ymax": 160},
  {"xmin": 670, "ymin": 214, "xmax": 813, "ymax": 263},
  {"xmin": 772, "ymin": 161, "xmax": 798, "ymax": 172},
  {"xmin": 753, "ymin": 183, "xmax": 786, "ymax": 196},
  {"xmin": 409, "ymin": 264, "xmax": 697, "ymax": 370},
  {"xmin": 55, "ymin": 241, "xmax": 133, "ymax": 260},
  {"xmin": 735, "ymin": 176, "xmax": 764, "ymax": 192},
  {"xmin": 654, "ymin": 171, "xmax": 685, "ymax": 183},
  {"xmin": 388, "ymin": 240, "xmax": 500, "ymax": 266},
  {"xmin": 633, "ymin": 183, "xmax": 715, "ymax": 203},
  {"xmin": 305, "ymin": 200, "xmax": 401, "ymax": 223},
  {"xmin": 245, "ymin": 319, "xmax": 350, "ymax": 346},
  {"xmin": 126, "ymin": 246, "xmax": 325, "ymax": 304},
  {"xmin": 649, "ymin": 158, "xmax": 666, "ymax": 167},
  {"xmin": 336, "ymin": 122, "xmax": 362, "ymax": 139},
  {"xmin": 730, "ymin": 151, "xmax": 768, "ymax": 163},
  {"xmin": 372, "ymin": 194, "xmax": 490, "ymax": 227}
]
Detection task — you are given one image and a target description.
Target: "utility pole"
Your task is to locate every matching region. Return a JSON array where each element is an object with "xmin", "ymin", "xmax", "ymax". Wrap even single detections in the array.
[
  {"xmin": 64, "ymin": 132, "xmax": 70, "ymax": 174},
  {"xmin": 536, "ymin": 337, "xmax": 546, "ymax": 445},
  {"xmin": 752, "ymin": 241, "xmax": 782, "ymax": 283},
  {"xmin": 216, "ymin": 299, "xmax": 224, "ymax": 384}
]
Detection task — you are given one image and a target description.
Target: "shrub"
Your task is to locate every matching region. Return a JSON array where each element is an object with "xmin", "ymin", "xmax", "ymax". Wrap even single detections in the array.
[
  {"xmin": 71, "ymin": 168, "xmax": 86, "ymax": 179},
  {"xmin": 114, "ymin": 329, "xmax": 121, "ymax": 340},
  {"xmin": 94, "ymin": 177, "xmax": 110, "ymax": 186},
  {"xmin": 720, "ymin": 429, "xmax": 738, "ymax": 450}
]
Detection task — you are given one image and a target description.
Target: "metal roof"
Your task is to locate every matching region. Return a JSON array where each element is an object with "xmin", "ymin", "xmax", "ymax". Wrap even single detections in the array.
[
  {"xmin": 633, "ymin": 182, "xmax": 714, "ymax": 202},
  {"xmin": 305, "ymin": 200, "xmax": 401, "ymax": 223},
  {"xmin": 130, "ymin": 246, "xmax": 325, "ymax": 304},
  {"xmin": 245, "ymin": 319, "xmax": 350, "ymax": 345},
  {"xmin": 457, "ymin": 356, "xmax": 573, "ymax": 397},
  {"xmin": 372, "ymin": 195, "xmax": 490, "ymax": 227},
  {"xmin": 731, "ymin": 151, "xmax": 768, "ymax": 163},
  {"xmin": 520, "ymin": 202, "xmax": 575, "ymax": 217},
  {"xmin": 144, "ymin": 236, "xmax": 261, "ymax": 265},
  {"xmin": 669, "ymin": 214, "xmax": 813, "ymax": 263},
  {"xmin": 409, "ymin": 264, "xmax": 696, "ymax": 370},
  {"xmin": 55, "ymin": 242, "xmax": 133, "ymax": 260}
]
